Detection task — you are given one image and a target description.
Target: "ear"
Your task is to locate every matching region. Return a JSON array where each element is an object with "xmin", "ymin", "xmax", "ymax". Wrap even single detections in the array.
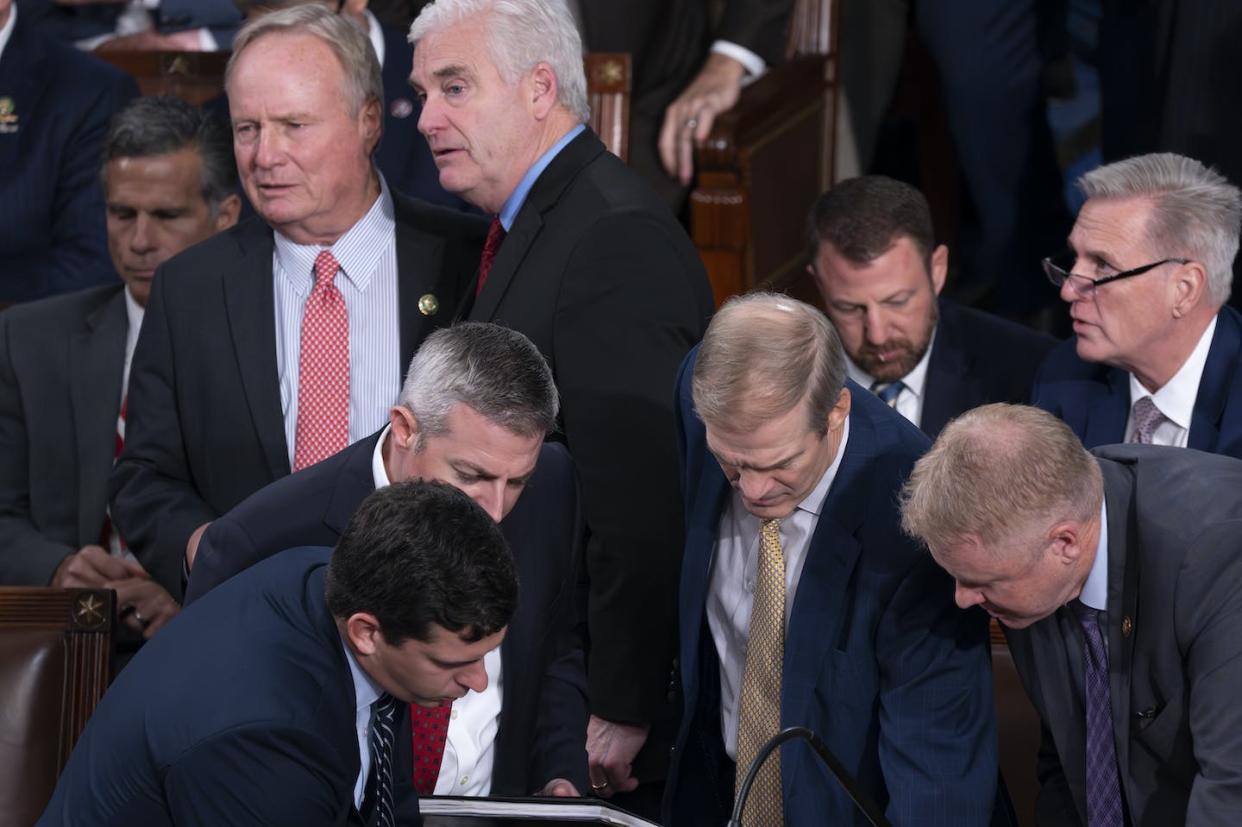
[
  {"xmin": 1170, "ymin": 259, "xmax": 1208, "ymax": 317},
  {"xmin": 929, "ymin": 244, "xmax": 949, "ymax": 295},
  {"xmin": 1047, "ymin": 520, "xmax": 1086, "ymax": 565},
  {"xmin": 389, "ymin": 405, "xmax": 419, "ymax": 449},
  {"xmin": 528, "ymin": 62, "xmax": 559, "ymax": 120},
  {"xmin": 359, "ymin": 97, "xmax": 383, "ymax": 155},
  {"xmin": 344, "ymin": 612, "xmax": 383, "ymax": 656},
  {"xmin": 826, "ymin": 386, "xmax": 851, "ymax": 433},
  {"xmin": 214, "ymin": 194, "xmax": 242, "ymax": 231},
  {"xmin": 340, "ymin": 0, "xmax": 369, "ymax": 24}
]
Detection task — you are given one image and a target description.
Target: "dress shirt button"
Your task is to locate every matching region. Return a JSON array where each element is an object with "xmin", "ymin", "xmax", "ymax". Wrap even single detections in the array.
[
  {"xmin": 451, "ymin": 708, "xmax": 459, "ymax": 720},
  {"xmin": 744, "ymin": 577, "xmax": 755, "ymax": 592},
  {"xmin": 460, "ymin": 775, "xmax": 469, "ymax": 786}
]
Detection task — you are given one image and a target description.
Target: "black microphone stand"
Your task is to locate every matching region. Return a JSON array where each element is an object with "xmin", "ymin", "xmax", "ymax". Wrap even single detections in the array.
[{"xmin": 727, "ymin": 726, "xmax": 892, "ymax": 827}]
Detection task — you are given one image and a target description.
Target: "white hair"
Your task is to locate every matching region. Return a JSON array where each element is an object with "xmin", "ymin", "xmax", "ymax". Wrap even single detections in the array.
[
  {"xmin": 409, "ymin": 0, "xmax": 589, "ymax": 122},
  {"xmin": 1078, "ymin": 152, "xmax": 1242, "ymax": 306}
]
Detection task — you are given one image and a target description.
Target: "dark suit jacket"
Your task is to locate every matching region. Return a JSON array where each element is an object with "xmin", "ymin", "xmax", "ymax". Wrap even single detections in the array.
[
  {"xmin": 1031, "ymin": 305, "xmax": 1242, "ymax": 456},
  {"xmin": 38, "ymin": 547, "xmax": 417, "ymax": 826},
  {"xmin": 0, "ymin": 286, "xmax": 140, "ymax": 586},
  {"xmin": 921, "ymin": 299, "xmax": 1057, "ymax": 437},
  {"xmin": 184, "ymin": 433, "xmax": 589, "ymax": 794},
  {"xmin": 1005, "ymin": 444, "xmax": 1242, "ymax": 825},
  {"xmin": 23, "ymin": 0, "xmax": 241, "ymax": 43},
  {"xmin": 463, "ymin": 127, "xmax": 714, "ymax": 776},
  {"xmin": 110, "ymin": 195, "xmax": 486, "ymax": 599},
  {"xmin": 667, "ymin": 352, "xmax": 998, "ymax": 826},
  {"xmin": 579, "ymin": 0, "xmax": 794, "ymax": 205},
  {"xmin": 0, "ymin": 14, "xmax": 137, "ymax": 302}
]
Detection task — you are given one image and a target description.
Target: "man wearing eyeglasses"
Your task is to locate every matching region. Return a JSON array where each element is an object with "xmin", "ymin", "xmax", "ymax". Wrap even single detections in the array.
[{"xmin": 1033, "ymin": 152, "xmax": 1242, "ymax": 456}]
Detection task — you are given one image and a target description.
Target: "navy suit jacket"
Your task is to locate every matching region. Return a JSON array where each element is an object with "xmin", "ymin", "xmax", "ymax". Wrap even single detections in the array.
[
  {"xmin": 109, "ymin": 197, "xmax": 486, "ymax": 599},
  {"xmin": 667, "ymin": 351, "xmax": 997, "ymax": 826},
  {"xmin": 184, "ymin": 433, "xmax": 589, "ymax": 795},
  {"xmin": 0, "ymin": 13, "xmax": 137, "ymax": 302},
  {"xmin": 0, "ymin": 286, "xmax": 144, "ymax": 586},
  {"xmin": 38, "ymin": 547, "xmax": 418, "ymax": 826},
  {"xmin": 921, "ymin": 299, "xmax": 1057, "ymax": 437},
  {"xmin": 1031, "ymin": 305, "xmax": 1242, "ymax": 456}
]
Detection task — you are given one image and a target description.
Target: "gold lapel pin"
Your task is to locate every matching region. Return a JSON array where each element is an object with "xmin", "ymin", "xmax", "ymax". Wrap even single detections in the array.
[
  {"xmin": 1121, "ymin": 616, "xmax": 1133, "ymax": 638},
  {"xmin": 417, "ymin": 294, "xmax": 439, "ymax": 316}
]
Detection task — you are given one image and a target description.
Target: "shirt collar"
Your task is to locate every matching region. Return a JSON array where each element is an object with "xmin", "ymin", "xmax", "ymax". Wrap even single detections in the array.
[
  {"xmin": 497, "ymin": 124, "xmax": 585, "ymax": 230},
  {"xmin": 342, "ymin": 633, "xmax": 383, "ymax": 714},
  {"xmin": 363, "ymin": 10, "xmax": 385, "ymax": 68},
  {"xmin": 273, "ymin": 174, "xmax": 395, "ymax": 296},
  {"xmin": 795, "ymin": 416, "xmax": 850, "ymax": 518},
  {"xmin": 0, "ymin": 4, "xmax": 15, "ymax": 62},
  {"xmin": 372, "ymin": 424, "xmax": 392, "ymax": 489},
  {"xmin": 1078, "ymin": 499, "xmax": 1110, "ymax": 611},
  {"xmin": 123, "ymin": 286, "xmax": 144, "ymax": 348},
  {"xmin": 843, "ymin": 325, "xmax": 937, "ymax": 399},
  {"xmin": 1128, "ymin": 314, "xmax": 1217, "ymax": 430}
]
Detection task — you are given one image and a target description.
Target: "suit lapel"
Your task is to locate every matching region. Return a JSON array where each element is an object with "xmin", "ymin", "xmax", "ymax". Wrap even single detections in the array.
[
  {"xmin": 222, "ymin": 224, "xmax": 290, "ymax": 478},
  {"xmin": 1100, "ymin": 459, "xmax": 1139, "ymax": 794},
  {"xmin": 921, "ymin": 309, "xmax": 975, "ymax": 437},
  {"xmin": 393, "ymin": 195, "xmax": 448, "ymax": 369},
  {"xmin": 325, "ymin": 433, "xmax": 383, "ymax": 535},
  {"xmin": 69, "ymin": 290, "xmax": 127, "ymax": 546},
  {"xmin": 1085, "ymin": 368, "xmax": 1131, "ymax": 447},
  {"xmin": 681, "ymin": 465, "xmax": 732, "ymax": 708},
  {"xmin": 1187, "ymin": 308, "xmax": 1239, "ymax": 451},
  {"xmin": 469, "ymin": 130, "xmax": 605, "ymax": 322}
]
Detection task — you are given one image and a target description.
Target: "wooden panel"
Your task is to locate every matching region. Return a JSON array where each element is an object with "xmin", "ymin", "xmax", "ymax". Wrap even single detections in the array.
[
  {"xmin": 94, "ymin": 50, "xmax": 229, "ymax": 106},
  {"xmin": 584, "ymin": 53, "xmax": 631, "ymax": 163}
]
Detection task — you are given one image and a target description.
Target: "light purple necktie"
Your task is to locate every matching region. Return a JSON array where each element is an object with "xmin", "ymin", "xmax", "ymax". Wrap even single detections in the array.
[{"xmin": 1129, "ymin": 396, "xmax": 1165, "ymax": 444}]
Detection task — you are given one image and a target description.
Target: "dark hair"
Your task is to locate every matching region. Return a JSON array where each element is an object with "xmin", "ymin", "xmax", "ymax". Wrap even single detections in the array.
[
  {"xmin": 103, "ymin": 96, "xmax": 238, "ymax": 211},
  {"xmin": 807, "ymin": 175, "xmax": 936, "ymax": 266},
  {"xmin": 324, "ymin": 480, "xmax": 517, "ymax": 644}
]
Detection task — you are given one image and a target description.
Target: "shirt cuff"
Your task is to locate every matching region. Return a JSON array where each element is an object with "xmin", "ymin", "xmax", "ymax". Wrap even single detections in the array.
[{"xmin": 710, "ymin": 40, "xmax": 767, "ymax": 79}]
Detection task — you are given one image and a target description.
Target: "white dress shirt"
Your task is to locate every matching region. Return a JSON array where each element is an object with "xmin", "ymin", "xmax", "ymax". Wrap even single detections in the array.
[
  {"xmin": 344, "ymin": 639, "xmax": 383, "ymax": 810},
  {"xmin": 273, "ymin": 177, "xmax": 401, "ymax": 467},
  {"xmin": 121, "ymin": 286, "xmax": 145, "ymax": 403},
  {"xmin": 845, "ymin": 327, "xmax": 937, "ymax": 429},
  {"xmin": 371, "ymin": 428, "xmax": 504, "ymax": 795},
  {"xmin": 1125, "ymin": 315, "xmax": 1217, "ymax": 447},
  {"xmin": 706, "ymin": 418, "xmax": 850, "ymax": 759}
]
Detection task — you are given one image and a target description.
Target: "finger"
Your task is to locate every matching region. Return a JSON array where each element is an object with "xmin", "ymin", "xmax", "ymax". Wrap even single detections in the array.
[
  {"xmin": 143, "ymin": 610, "xmax": 175, "ymax": 640},
  {"xmin": 676, "ymin": 123, "xmax": 695, "ymax": 186},
  {"xmin": 78, "ymin": 546, "xmax": 138, "ymax": 581},
  {"xmin": 657, "ymin": 108, "xmax": 683, "ymax": 177}
]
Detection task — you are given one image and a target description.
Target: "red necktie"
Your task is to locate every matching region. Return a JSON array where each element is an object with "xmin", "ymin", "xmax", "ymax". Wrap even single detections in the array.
[
  {"xmin": 101, "ymin": 397, "xmax": 128, "ymax": 552},
  {"xmin": 475, "ymin": 218, "xmax": 506, "ymax": 298},
  {"xmin": 410, "ymin": 702, "xmax": 452, "ymax": 795},
  {"xmin": 293, "ymin": 250, "xmax": 350, "ymax": 471}
]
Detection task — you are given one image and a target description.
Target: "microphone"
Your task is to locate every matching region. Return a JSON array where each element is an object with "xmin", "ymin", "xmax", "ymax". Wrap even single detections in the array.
[{"xmin": 727, "ymin": 726, "xmax": 891, "ymax": 827}]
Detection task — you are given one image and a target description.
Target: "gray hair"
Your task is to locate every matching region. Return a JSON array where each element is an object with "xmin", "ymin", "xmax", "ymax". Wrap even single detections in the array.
[
  {"xmin": 103, "ymin": 96, "xmax": 238, "ymax": 215},
  {"xmin": 1078, "ymin": 152, "xmax": 1242, "ymax": 305},
  {"xmin": 900, "ymin": 404, "xmax": 1103, "ymax": 556},
  {"xmin": 693, "ymin": 292, "xmax": 847, "ymax": 434},
  {"xmin": 227, "ymin": 4, "xmax": 384, "ymax": 119},
  {"xmin": 409, "ymin": 0, "xmax": 589, "ymax": 122},
  {"xmin": 397, "ymin": 322, "xmax": 558, "ymax": 447}
]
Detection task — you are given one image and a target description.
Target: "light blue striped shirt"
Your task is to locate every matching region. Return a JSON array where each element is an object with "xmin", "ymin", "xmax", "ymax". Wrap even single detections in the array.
[{"xmin": 272, "ymin": 177, "xmax": 401, "ymax": 466}]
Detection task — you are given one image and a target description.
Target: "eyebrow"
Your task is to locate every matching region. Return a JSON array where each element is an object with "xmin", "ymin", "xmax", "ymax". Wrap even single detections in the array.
[{"xmin": 709, "ymin": 447, "xmax": 804, "ymax": 472}]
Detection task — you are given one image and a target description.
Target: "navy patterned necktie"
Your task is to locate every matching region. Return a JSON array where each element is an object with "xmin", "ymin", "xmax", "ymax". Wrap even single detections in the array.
[
  {"xmin": 366, "ymin": 693, "xmax": 399, "ymax": 827},
  {"xmin": 870, "ymin": 380, "xmax": 905, "ymax": 408},
  {"xmin": 1075, "ymin": 603, "xmax": 1125, "ymax": 827}
]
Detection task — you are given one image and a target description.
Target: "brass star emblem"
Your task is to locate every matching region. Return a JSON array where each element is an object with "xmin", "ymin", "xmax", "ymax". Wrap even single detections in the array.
[
  {"xmin": 597, "ymin": 60, "xmax": 623, "ymax": 86},
  {"xmin": 74, "ymin": 593, "xmax": 106, "ymax": 629}
]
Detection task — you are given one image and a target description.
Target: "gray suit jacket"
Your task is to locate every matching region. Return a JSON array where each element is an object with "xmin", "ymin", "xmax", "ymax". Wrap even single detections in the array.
[
  {"xmin": 0, "ymin": 286, "xmax": 145, "ymax": 586},
  {"xmin": 1006, "ymin": 444, "xmax": 1242, "ymax": 826}
]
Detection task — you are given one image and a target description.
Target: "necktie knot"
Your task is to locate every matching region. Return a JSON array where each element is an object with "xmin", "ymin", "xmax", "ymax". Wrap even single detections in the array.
[
  {"xmin": 870, "ymin": 380, "xmax": 905, "ymax": 407},
  {"xmin": 313, "ymin": 250, "xmax": 341, "ymax": 290},
  {"xmin": 1129, "ymin": 395, "xmax": 1166, "ymax": 444}
]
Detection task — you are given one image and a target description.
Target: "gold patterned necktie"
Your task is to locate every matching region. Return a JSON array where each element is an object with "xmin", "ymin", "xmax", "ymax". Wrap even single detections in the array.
[{"xmin": 735, "ymin": 518, "xmax": 785, "ymax": 825}]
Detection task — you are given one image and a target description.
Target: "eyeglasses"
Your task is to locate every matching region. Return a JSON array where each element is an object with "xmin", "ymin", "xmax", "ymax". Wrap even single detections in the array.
[{"xmin": 1042, "ymin": 251, "xmax": 1190, "ymax": 298}]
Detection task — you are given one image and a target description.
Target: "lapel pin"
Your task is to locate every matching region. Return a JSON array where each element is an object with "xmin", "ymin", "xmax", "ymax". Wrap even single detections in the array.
[
  {"xmin": 0, "ymin": 97, "xmax": 18, "ymax": 135},
  {"xmin": 1121, "ymin": 615, "xmax": 1133, "ymax": 637},
  {"xmin": 390, "ymin": 98, "xmax": 414, "ymax": 119},
  {"xmin": 417, "ymin": 294, "xmax": 439, "ymax": 316}
]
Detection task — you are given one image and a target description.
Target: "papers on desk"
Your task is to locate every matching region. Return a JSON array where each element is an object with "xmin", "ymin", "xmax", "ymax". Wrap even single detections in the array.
[{"xmin": 418, "ymin": 796, "xmax": 660, "ymax": 826}]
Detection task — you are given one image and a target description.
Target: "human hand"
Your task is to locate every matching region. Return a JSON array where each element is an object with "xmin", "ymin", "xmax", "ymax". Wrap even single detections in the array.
[
  {"xmin": 657, "ymin": 53, "xmax": 747, "ymax": 185},
  {"xmin": 109, "ymin": 577, "xmax": 180, "ymax": 639},
  {"xmin": 184, "ymin": 522, "xmax": 210, "ymax": 571},
  {"xmin": 585, "ymin": 714, "xmax": 649, "ymax": 797},
  {"xmin": 94, "ymin": 30, "xmax": 205, "ymax": 51},
  {"xmin": 51, "ymin": 545, "xmax": 146, "ymax": 589},
  {"xmin": 537, "ymin": 778, "xmax": 580, "ymax": 797}
]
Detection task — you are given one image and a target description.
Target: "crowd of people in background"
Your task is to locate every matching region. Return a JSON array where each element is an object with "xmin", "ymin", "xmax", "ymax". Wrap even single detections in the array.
[{"xmin": 4, "ymin": 0, "xmax": 1242, "ymax": 825}]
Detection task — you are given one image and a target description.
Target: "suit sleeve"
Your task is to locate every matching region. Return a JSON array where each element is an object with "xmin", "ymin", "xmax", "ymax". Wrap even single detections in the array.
[
  {"xmin": 875, "ymin": 556, "xmax": 998, "ymax": 826},
  {"xmin": 183, "ymin": 514, "xmax": 261, "ymax": 605},
  {"xmin": 162, "ymin": 725, "xmax": 360, "ymax": 827},
  {"xmin": 715, "ymin": 0, "xmax": 796, "ymax": 67},
  {"xmin": 109, "ymin": 265, "xmax": 217, "ymax": 599},
  {"xmin": 0, "ymin": 312, "xmax": 77, "ymax": 584},
  {"xmin": 1178, "ymin": 519, "xmax": 1242, "ymax": 821},
  {"xmin": 553, "ymin": 212, "xmax": 707, "ymax": 727}
]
